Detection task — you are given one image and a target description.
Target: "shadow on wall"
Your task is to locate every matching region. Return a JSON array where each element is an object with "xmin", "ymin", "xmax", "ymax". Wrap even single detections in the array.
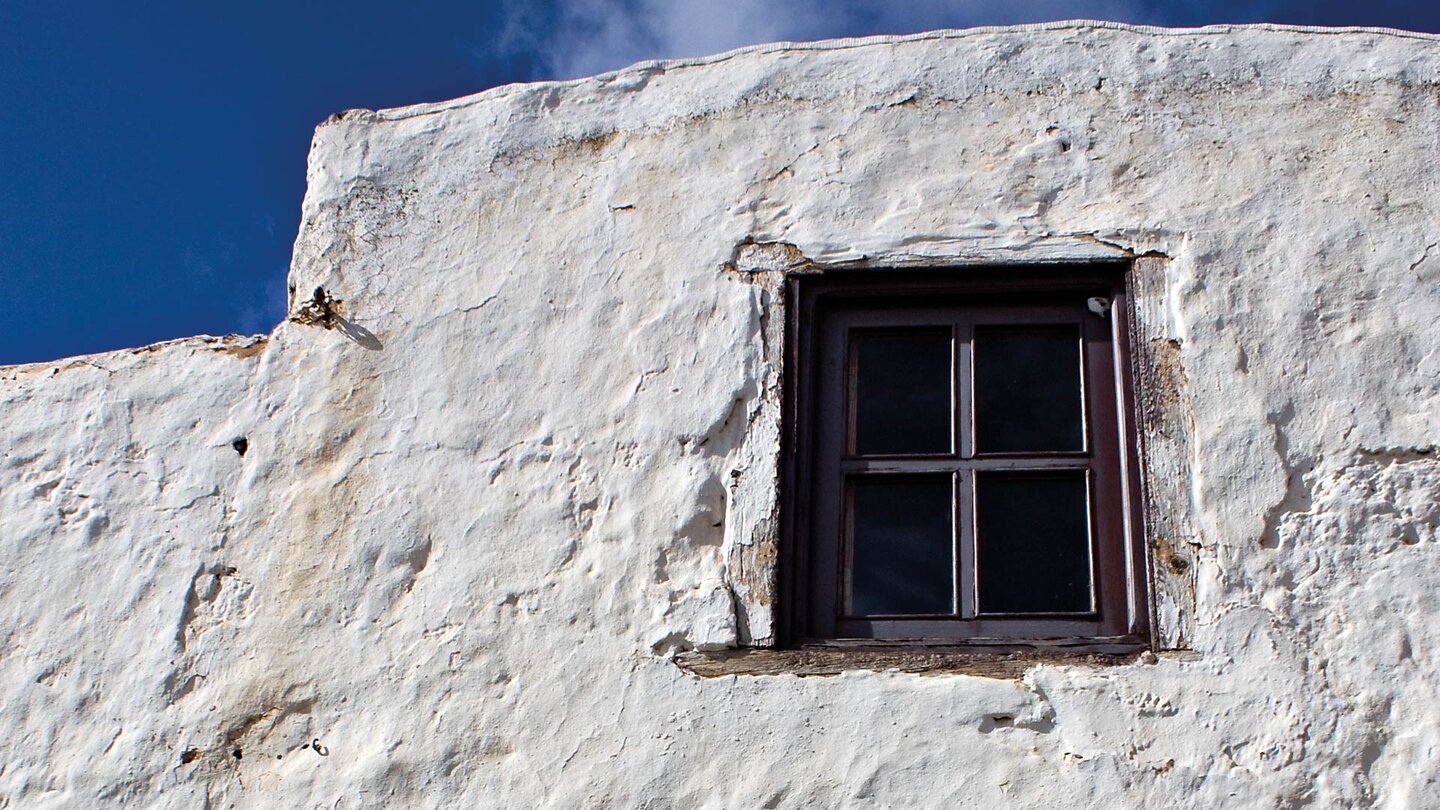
[{"xmin": 335, "ymin": 317, "xmax": 382, "ymax": 351}]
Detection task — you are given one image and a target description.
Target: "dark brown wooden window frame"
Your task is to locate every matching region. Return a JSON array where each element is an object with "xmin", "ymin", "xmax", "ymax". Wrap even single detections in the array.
[{"xmin": 780, "ymin": 264, "xmax": 1152, "ymax": 654}]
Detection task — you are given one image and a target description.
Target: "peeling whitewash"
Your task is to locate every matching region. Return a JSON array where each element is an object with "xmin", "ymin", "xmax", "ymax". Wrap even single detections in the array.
[{"xmin": 3, "ymin": 21, "xmax": 1440, "ymax": 808}]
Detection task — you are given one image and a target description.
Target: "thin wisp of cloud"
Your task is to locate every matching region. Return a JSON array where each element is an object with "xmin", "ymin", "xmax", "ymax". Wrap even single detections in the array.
[{"xmin": 497, "ymin": 0, "xmax": 1265, "ymax": 81}]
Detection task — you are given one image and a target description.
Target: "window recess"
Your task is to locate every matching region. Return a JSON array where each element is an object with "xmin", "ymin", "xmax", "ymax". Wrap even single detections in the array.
[{"xmin": 782, "ymin": 266, "xmax": 1150, "ymax": 651}]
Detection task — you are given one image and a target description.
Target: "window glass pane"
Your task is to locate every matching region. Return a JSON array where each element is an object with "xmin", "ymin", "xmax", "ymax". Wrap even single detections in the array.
[
  {"xmin": 975, "ymin": 473, "xmax": 1093, "ymax": 614},
  {"xmin": 849, "ymin": 478, "xmax": 954, "ymax": 616},
  {"xmin": 852, "ymin": 330, "xmax": 952, "ymax": 455},
  {"xmin": 973, "ymin": 325, "xmax": 1084, "ymax": 452}
]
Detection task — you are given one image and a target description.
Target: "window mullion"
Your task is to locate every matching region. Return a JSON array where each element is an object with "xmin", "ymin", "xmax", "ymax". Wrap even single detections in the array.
[
  {"xmin": 956, "ymin": 319, "xmax": 973, "ymax": 460},
  {"xmin": 957, "ymin": 469, "xmax": 976, "ymax": 619},
  {"xmin": 956, "ymin": 317, "xmax": 976, "ymax": 619}
]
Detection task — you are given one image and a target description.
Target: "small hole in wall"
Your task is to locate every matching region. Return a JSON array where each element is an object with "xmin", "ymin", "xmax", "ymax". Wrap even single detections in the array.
[
  {"xmin": 232, "ymin": 748, "xmax": 243, "ymax": 760},
  {"xmin": 179, "ymin": 748, "xmax": 201, "ymax": 765},
  {"xmin": 231, "ymin": 437, "xmax": 248, "ymax": 456},
  {"xmin": 979, "ymin": 714, "xmax": 1015, "ymax": 733}
]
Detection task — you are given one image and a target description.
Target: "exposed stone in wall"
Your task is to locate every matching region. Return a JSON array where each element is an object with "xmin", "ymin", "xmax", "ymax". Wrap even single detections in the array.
[{"xmin": 3, "ymin": 22, "xmax": 1440, "ymax": 807}]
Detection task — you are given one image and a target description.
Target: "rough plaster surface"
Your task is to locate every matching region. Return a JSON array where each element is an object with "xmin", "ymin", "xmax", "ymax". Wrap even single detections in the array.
[{"xmin": 3, "ymin": 22, "xmax": 1440, "ymax": 808}]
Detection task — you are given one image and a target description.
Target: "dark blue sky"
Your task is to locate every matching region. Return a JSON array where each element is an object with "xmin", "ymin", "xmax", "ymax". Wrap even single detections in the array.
[{"xmin": 3, "ymin": 1, "xmax": 1438, "ymax": 364}]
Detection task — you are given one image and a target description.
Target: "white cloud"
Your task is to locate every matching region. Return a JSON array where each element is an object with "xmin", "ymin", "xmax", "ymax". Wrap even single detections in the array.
[
  {"xmin": 498, "ymin": 0, "xmax": 1208, "ymax": 81},
  {"xmin": 498, "ymin": 0, "xmax": 838, "ymax": 79}
]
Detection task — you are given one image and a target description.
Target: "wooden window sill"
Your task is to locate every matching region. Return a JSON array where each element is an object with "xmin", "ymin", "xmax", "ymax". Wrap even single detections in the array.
[{"xmin": 674, "ymin": 644, "xmax": 1159, "ymax": 679}]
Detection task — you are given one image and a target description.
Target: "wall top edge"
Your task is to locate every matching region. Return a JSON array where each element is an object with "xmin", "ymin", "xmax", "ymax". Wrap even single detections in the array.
[
  {"xmin": 0, "ymin": 333, "xmax": 268, "ymax": 379},
  {"xmin": 345, "ymin": 20, "xmax": 1440, "ymax": 125}
]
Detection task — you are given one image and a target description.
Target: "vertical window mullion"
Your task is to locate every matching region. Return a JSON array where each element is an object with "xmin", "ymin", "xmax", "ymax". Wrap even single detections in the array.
[
  {"xmin": 956, "ymin": 318, "xmax": 976, "ymax": 619},
  {"xmin": 957, "ymin": 319, "xmax": 973, "ymax": 460},
  {"xmin": 956, "ymin": 468, "xmax": 975, "ymax": 619},
  {"xmin": 1078, "ymin": 321, "xmax": 1092, "ymax": 455}
]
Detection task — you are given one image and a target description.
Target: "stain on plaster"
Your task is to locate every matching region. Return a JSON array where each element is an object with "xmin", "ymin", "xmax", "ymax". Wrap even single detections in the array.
[{"xmin": 723, "ymin": 239, "xmax": 814, "ymax": 277}]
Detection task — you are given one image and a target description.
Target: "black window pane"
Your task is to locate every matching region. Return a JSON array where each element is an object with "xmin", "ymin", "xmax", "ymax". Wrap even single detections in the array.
[
  {"xmin": 973, "ymin": 325, "xmax": 1084, "ymax": 452},
  {"xmin": 849, "ymin": 478, "xmax": 954, "ymax": 616},
  {"xmin": 975, "ymin": 473, "xmax": 1093, "ymax": 614},
  {"xmin": 852, "ymin": 331, "xmax": 952, "ymax": 455}
]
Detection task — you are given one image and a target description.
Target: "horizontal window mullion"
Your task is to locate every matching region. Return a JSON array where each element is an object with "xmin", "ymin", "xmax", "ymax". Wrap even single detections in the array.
[
  {"xmin": 841, "ymin": 457, "xmax": 1092, "ymax": 474},
  {"xmin": 964, "ymin": 456, "xmax": 1093, "ymax": 472},
  {"xmin": 840, "ymin": 458, "xmax": 963, "ymax": 474}
]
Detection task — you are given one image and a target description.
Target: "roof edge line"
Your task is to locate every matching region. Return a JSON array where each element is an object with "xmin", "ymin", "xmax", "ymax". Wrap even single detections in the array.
[{"xmin": 356, "ymin": 20, "xmax": 1440, "ymax": 124}]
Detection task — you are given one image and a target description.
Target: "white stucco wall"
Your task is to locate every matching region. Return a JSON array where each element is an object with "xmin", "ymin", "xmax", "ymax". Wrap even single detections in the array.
[{"xmin": 3, "ymin": 22, "xmax": 1439, "ymax": 807}]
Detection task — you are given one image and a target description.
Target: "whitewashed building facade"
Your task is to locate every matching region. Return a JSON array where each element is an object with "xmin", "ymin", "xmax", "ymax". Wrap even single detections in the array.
[{"xmin": 3, "ymin": 22, "xmax": 1439, "ymax": 808}]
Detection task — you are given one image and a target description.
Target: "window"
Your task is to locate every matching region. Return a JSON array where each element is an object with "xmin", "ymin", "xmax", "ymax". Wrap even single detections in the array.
[{"xmin": 781, "ymin": 266, "xmax": 1150, "ymax": 651}]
